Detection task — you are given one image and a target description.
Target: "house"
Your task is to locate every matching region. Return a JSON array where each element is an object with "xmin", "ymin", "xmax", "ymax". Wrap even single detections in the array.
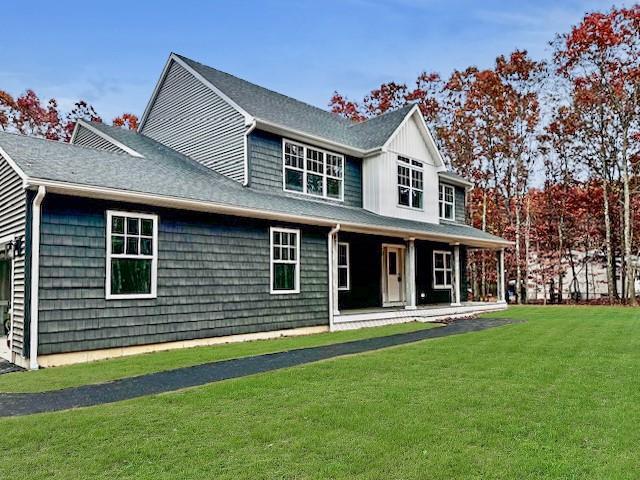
[{"xmin": 0, "ymin": 53, "xmax": 509, "ymax": 369}]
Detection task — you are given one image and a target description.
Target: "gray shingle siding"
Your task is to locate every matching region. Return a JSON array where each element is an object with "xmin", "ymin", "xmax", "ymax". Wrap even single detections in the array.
[
  {"xmin": 37, "ymin": 194, "xmax": 329, "ymax": 355},
  {"xmin": 141, "ymin": 59, "xmax": 247, "ymax": 182},
  {"xmin": 248, "ymin": 129, "xmax": 363, "ymax": 208},
  {"xmin": 455, "ymin": 186, "xmax": 466, "ymax": 224},
  {"xmin": 73, "ymin": 125, "xmax": 127, "ymax": 154},
  {"xmin": 0, "ymin": 158, "xmax": 26, "ymax": 356}
]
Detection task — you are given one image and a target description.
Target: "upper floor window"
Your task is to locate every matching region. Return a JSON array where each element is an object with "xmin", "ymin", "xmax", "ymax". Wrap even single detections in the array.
[
  {"xmin": 439, "ymin": 184, "xmax": 455, "ymax": 220},
  {"xmin": 106, "ymin": 211, "xmax": 158, "ymax": 299},
  {"xmin": 283, "ymin": 140, "xmax": 343, "ymax": 200},
  {"xmin": 397, "ymin": 156, "xmax": 423, "ymax": 209}
]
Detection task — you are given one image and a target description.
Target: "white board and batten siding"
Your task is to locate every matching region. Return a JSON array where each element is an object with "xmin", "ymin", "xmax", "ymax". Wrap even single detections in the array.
[
  {"xmin": 140, "ymin": 60, "xmax": 247, "ymax": 182},
  {"xmin": 363, "ymin": 113, "xmax": 442, "ymax": 224},
  {"xmin": 0, "ymin": 157, "xmax": 27, "ymax": 358},
  {"xmin": 73, "ymin": 125, "xmax": 128, "ymax": 154}
]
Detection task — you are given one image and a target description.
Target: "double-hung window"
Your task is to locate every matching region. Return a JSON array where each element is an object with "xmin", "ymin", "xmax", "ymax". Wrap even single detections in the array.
[
  {"xmin": 337, "ymin": 242, "xmax": 350, "ymax": 291},
  {"xmin": 270, "ymin": 227, "xmax": 300, "ymax": 294},
  {"xmin": 433, "ymin": 250, "xmax": 452, "ymax": 289},
  {"xmin": 397, "ymin": 156, "xmax": 423, "ymax": 209},
  {"xmin": 283, "ymin": 140, "xmax": 344, "ymax": 200},
  {"xmin": 439, "ymin": 184, "xmax": 455, "ymax": 220},
  {"xmin": 106, "ymin": 211, "xmax": 158, "ymax": 299}
]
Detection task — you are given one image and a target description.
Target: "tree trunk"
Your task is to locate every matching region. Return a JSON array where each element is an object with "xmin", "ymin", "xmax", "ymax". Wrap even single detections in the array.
[
  {"xmin": 622, "ymin": 131, "xmax": 636, "ymax": 305},
  {"xmin": 515, "ymin": 200, "xmax": 523, "ymax": 304},
  {"xmin": 602, "ymin": 180, "xmax": 617, "ymax": 303}
]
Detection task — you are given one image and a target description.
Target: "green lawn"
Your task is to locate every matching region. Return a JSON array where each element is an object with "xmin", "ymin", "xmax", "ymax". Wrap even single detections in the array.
[
  {"xmin": 2, "ymin": 306, "xmax": 640, "ymax": 479},
  {"xmin": 0, "ymin": 321, "xmax": 436, "ymax": 393}
]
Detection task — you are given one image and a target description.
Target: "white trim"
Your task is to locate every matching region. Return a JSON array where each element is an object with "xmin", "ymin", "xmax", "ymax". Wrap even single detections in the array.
[
  {"xmin": 451, "ymin": 245, "xmax": 461, "ymax": 306},
  {"xmin": 439, "ymin": 184, "xmax": 455, "ymax": 221},
  {"xmin": 396, "ymin": 155, "xmax": 424, "ymax": 210},
  {"xmin": 438, "ymin": 171, "xmax": 473, "ymax": 189},
  {"xmin": 282, "ymin": 138, "xmax": 345, "ymax": 202},
  {"xmin": 29, "ymin": 186, "xmax": 46, "ymax": 370},
  {"xmin": 0, "ymin": 234, "xmax": 16, "ymax": 362},
  {"xmin": 433, "ymin": 250, "xmax": 453, "ymax": 290},
  {"xmin": 381, "ymin": 243, "xmax": 406, "ymax": 307},
  {"xmin": 73, "ymin": 120, "xmax": 144, "ymax": 158},
  {"xmin": 23, "ymin": 179, "xmax": 512, "ymax": 249},
  {"xmin": 269, "ymin": 227, "xmax": 300, "ymax": 294},
  {"xmin": 105, "ymin": 210, "xmax": 158, "ymax": 300},
  {"xmin": 337, "ymin": 242, "xmax": 350, "ymax": 291},
  {"xmin": 0, "ymin": 145, "xmax": 28, "ymax": 181},
  {"xmin": 328, "ymin": 224, "xmax": 341, "ymax": 330},
  {"xmin": 243, "ymin": 119, "xmax": 257, "ymax": 186}
]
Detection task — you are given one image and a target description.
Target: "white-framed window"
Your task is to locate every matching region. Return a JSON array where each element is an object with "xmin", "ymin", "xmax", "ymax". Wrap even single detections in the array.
[
  {"xmin": 106, "ymin": 211, "xmax": 158, "ymax": 300},
  {"xmin": 270, "ymin": 227, "xmax": 300, "ymax": 294},
  {"xmin": 397, "ymin": 156, "xmax": 423, "ymax": 209},
  {"xmin": 283, "ymin": 139, "xmax": 344, "ymax": 201},
  {"xmin": 337, "ymin": 242, "xmax": 350, "ymax": 291},
  {"xmin": 439, "ymin": 184, "xmax": 455, "ymax": 220},
  {"xmin": 433, "ymin": 250, "xmax": 453, "ymax": 289}
]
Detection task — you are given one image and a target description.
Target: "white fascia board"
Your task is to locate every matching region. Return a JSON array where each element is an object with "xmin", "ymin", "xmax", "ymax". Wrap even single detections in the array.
[
  {"xmin": 0, "ymin": 145, "xmax": 28, "ymax": 181},
  {"xmin": 23, "ymin": 178, "xmax": 512, "ymax": 249},
  {"xmin": 74, "ymin": 120, "xmax": 144, "ymax": 158},
  {"xmin": 438, "ymin": 172, "xmax": 474, "ymax": 189}
]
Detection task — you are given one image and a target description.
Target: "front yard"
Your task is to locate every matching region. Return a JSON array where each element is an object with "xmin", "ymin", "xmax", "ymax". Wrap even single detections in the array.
[{"xmin": 2, "ymin": 306, "xmax": 639, "ymax": 479}]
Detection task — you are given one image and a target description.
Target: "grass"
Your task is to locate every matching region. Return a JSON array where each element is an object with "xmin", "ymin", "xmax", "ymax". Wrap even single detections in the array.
[
  {"xmin": 0, "ymin": 321, "xmax": 437, "ymax": 393},
  {"xmin": 2, "ymin": 306, "xmax": 640, "ymax": 479}
]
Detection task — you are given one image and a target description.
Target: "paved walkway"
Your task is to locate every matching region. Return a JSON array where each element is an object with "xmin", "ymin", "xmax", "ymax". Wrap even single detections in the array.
[{"xmin": 0, "ymin": 318, "xmax": 516, "ymax": 417}]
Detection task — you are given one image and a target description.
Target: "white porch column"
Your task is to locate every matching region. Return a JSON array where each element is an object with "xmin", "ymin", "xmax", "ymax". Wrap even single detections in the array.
[
  {"xmin": 331, "ymin": 231, "xmax": 340, "ymax": 316},
  {"xmin": 451, "ymin": 244, "xmax": 462, "ymax": 306},
  {"xmin": 405, "ymin": 238, "xmax": 417, "ymax": 310},
  {"xmin": 497, "ymin": 248, "xmax": 506, "ymax": 303}
]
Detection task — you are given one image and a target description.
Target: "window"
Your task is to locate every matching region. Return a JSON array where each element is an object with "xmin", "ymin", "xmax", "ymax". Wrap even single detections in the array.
[
  {"xmin": 106, "ymin": 211, "xmax": 158, "ymax": 299},
  {"xmin": 338, "ymin": 242, "xmax": 350, "ymax": 291},
  {"xmin": 397, "ymin": 156, "xmax": 423, "ymax": 209},
  {"xmin": 433, "ymin": 250, "xmax": 452, "ymax": 289},
  {"xmin": 283, "ymin": 140, "xmax": 343, "ymax": 200},
  {"xmin": 270, "ymin": 227, "xmax": 300, "ymax": 294},
  {"xmin": 439, "ymin": 184, "xmax": 455, "ymax": 220}
]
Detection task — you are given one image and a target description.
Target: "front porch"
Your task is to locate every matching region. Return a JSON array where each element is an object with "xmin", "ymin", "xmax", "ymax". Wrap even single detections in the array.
[{"xmin": 328, "ymin": 231, "xmax": 507, "ymax": 331}]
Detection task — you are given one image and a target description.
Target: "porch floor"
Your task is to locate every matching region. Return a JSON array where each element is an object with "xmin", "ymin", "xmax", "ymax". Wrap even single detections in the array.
[{"xmin": 333, "ymin": 301, "xmax": 507, "ymax": 331}]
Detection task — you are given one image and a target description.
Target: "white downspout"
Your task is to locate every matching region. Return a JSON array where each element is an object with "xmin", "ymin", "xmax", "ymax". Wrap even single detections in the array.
[
  {"xmin": 243, "ymin": 119, "xmax": 257, "ymax": 187},
  {"xmin": 29, "ymin": 185, "xmax": 46, "ymax": 370},
  {"xmin": 328, "ymin": 224, "xmax": 341, "ymax": 331}
]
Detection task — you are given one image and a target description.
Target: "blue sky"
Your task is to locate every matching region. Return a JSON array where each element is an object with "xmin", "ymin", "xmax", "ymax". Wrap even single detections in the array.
[{"xmin": 2, "ymin": 0, "xmax": 632, "ymax": 121}]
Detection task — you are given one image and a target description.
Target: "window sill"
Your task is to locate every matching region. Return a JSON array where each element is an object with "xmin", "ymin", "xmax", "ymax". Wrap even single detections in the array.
[
  {"xmin": 106, "ymin": 293, "xmax": 157, "ymax": 300},
  {"xmin": 270, "ymin": 289, "xmax": 300, "ymax": 295}
]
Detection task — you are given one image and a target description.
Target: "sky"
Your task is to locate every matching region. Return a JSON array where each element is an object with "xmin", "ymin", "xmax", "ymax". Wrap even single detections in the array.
[{"xmin": 1, "ymin": 0, "xmax": 634, "ymax": 121}]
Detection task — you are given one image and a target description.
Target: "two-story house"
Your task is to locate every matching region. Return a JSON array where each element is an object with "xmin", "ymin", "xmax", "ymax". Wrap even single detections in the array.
[{"xmin": 0, "ymin": 53, "xmax": 509, "ymax": 369}]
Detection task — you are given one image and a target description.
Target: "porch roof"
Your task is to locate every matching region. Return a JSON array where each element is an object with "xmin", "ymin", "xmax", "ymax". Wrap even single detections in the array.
[{"xmin": 0, "ymin": 130, "xmax": 510, "ymax": 249}]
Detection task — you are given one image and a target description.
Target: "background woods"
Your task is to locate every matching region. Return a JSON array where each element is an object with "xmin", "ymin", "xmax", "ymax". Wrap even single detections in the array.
[{"xmin": 331, "ymin": 5, "xmax": 640, "ymax": 305}]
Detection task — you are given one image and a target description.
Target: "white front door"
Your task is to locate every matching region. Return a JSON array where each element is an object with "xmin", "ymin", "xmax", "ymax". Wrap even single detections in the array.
[
  {"xmin": 0, "ymin": 253, "xmax": 11, "ymax": 361},
  {"xmin": 384, "ymin": 246, "xmax": 404, "ymax": 305}
]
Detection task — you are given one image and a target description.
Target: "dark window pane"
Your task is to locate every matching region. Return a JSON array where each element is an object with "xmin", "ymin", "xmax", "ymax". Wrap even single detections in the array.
[
  {"xmin": 141, "ymin": 219, "xmax": 153, "ymax": 236},
  {"xmin": 274, "ymin": 263, "xmax": 296, "ymax": 291},
  {"xmin": 388, "ymin": 252, "xmax": 397, "ymax": 275},
  {"xmin": 126, "ymin": 237, "xmax": 139, "ymax": 255},
  {"xmin": 112, "ymin": 216, "xmax": 125, "ymax": 234},
  {"xmin": 338, "ymin": 244, "xmax": 348, "ymax": 265},
  {"xmin": 327, "ymin": 178, "xmax": 341, "ymax": 199},
  {"xmin": 273, "ymin": 231, "xmax": 281, "ymax": 246},
  {"xmin": 141, "ymin": 238, "xmax": 153, "ymax": 255},
  {"xmin": 412, "ymin": 190, "xmax": 423, "ymax": 209},
  {"xmin": 435, "ymin": 254, "xmax": 444, "ymax": 269},
  {"xmin": 446, "ymin": 271, "xmax": 452, "ymax": 285},
  {"xmin": 273, "ymin": 246, "xmax": 280, "ymax": 260},
  {"xmin": 111, "ymin": 259, "xmax": 151, "ymax": 295},
  {"xmin": 398, "ymin": 186, "xmax": 410, "ymax": 206},
  {"xmin": 289, "ymin": 247, "xmax": 296, "ymax": 261},
  {"xmin": 285, "ymin": 169, "xmax": 303, "ymax": 192},
  {"xmin": 307, "ymin": 173, "xmax": 323, "ymax": 196},
  {"xmin": 127, "ymin": 218, "xmax": 139, "ymax": 235},
  {"xmin": 111, "ymin": 236, "xmax": 124, "ymax": 254},
  {"xmin": 435, "ymin": 270, "xmax": 445, "ymax": 286},
  {"xmin": 338, "ymin": 268, "xmax": 348, "ymax": 289},
  {"xmin": 282, "ymin": 247, "xmax": 289, "ymax": 261}
]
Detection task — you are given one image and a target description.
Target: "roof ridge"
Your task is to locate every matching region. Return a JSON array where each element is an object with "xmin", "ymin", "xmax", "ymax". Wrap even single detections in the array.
[
  {"xmin": 175, "ymin": 53, "xmax": 353, "ymax": 126},
  {"xmin": 347, "ymin": 103, "xmax": 415, "ymax": 129}
]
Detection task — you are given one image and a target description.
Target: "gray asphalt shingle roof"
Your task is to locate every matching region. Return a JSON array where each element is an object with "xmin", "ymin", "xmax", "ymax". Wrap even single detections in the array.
[
  {"xmin": 176, "ymin": 54, "xmax": 413, "ymax": 151},
  {"xmin": 0, "ymin": 129, "xmax": 507, "ymax": 246}
]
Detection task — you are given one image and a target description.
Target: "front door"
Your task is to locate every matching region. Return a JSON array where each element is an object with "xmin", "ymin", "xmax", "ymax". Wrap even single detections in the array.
[
  {"xmin": 383, "ymin": 245, "xmax": 404, "ymax": 306},
  {"xmin": 0, "ymin": 251, "xmax": 11, "ymax": 361}
]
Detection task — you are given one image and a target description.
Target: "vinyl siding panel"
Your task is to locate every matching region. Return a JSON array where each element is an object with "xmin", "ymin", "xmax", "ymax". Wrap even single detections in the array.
[
  {"xmin": 248, "ymin": 129, "xmax": 363, "ymax": 208},
  {"xmin": 0, "ymin": 158, "xmax": 26, "ymax": 355},
  {"xmin": 37, "ymin": 194, "xmax": 329, "ymax": 355},
  {"xmin": 141, "ymin": 60, "xmax": 246, "ymax": 182},
  {"xmin": 72, "ymin": 125, "xmax": 127, "ymax": 154},
  {"xmin": 455, "ymin": 186, "xmax": 466, "ymax": 224}
]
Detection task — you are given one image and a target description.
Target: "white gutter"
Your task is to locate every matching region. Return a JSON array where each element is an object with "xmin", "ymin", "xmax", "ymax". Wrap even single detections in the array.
[
  {"xmin": 327, "ymin": 224, "xmax": 341, "ymax": 331},
  {"xmin": 243, "ymin": 119, "xmax": 257, "ymax": 186},
  {"xmin": 29, "ymin": 185, "xmax": 46, "ymax": 370}
]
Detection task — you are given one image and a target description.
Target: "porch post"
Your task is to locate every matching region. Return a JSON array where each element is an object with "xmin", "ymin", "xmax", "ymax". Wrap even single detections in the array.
[
  {"xmin": 497, "ymin": 248, "xmax": 506, "ymax": 303},
  {"xmin": 405, "ymin": 238, "xmax": 417, "ymax": 310},
  {"xmin": 451, "ymin": 244, "xmax": 462, "ymax": 306},
  {"xmin": 331, "ymin": 230, "xmax": 340, "ymax": 316}
]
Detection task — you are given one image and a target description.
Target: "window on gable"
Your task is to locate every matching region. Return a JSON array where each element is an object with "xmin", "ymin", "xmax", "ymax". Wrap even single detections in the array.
[
  {"xmin": 397, "ymin": 156, "xmax": 423, "ymax": 209},
  {"xmin": 107, "ymin": 211, "xmax": 158, "ymax": 299},
  {"xmin": 439, "ymin": 184, "xmax": 455, "ymax": 220},
  {"xmin": 271, "ymin": 227, "xmax": 300, "ymax": 294},
  {"xmin": 338, "ymin": 242, "xmax": 350, "ymax": 291},
  {"xmin": 283, "ymin": 140, "xmax": 343, "ymax": 200},
  {"xmin": 433, "ymin": 250, "xmax": 452, "ymax": 289}
]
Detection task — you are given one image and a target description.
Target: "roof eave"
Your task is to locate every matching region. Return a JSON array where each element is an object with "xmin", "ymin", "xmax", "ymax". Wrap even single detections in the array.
[{"xmin": 438, "ymin": 172, "xmax": 474, "ymax": 189}]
